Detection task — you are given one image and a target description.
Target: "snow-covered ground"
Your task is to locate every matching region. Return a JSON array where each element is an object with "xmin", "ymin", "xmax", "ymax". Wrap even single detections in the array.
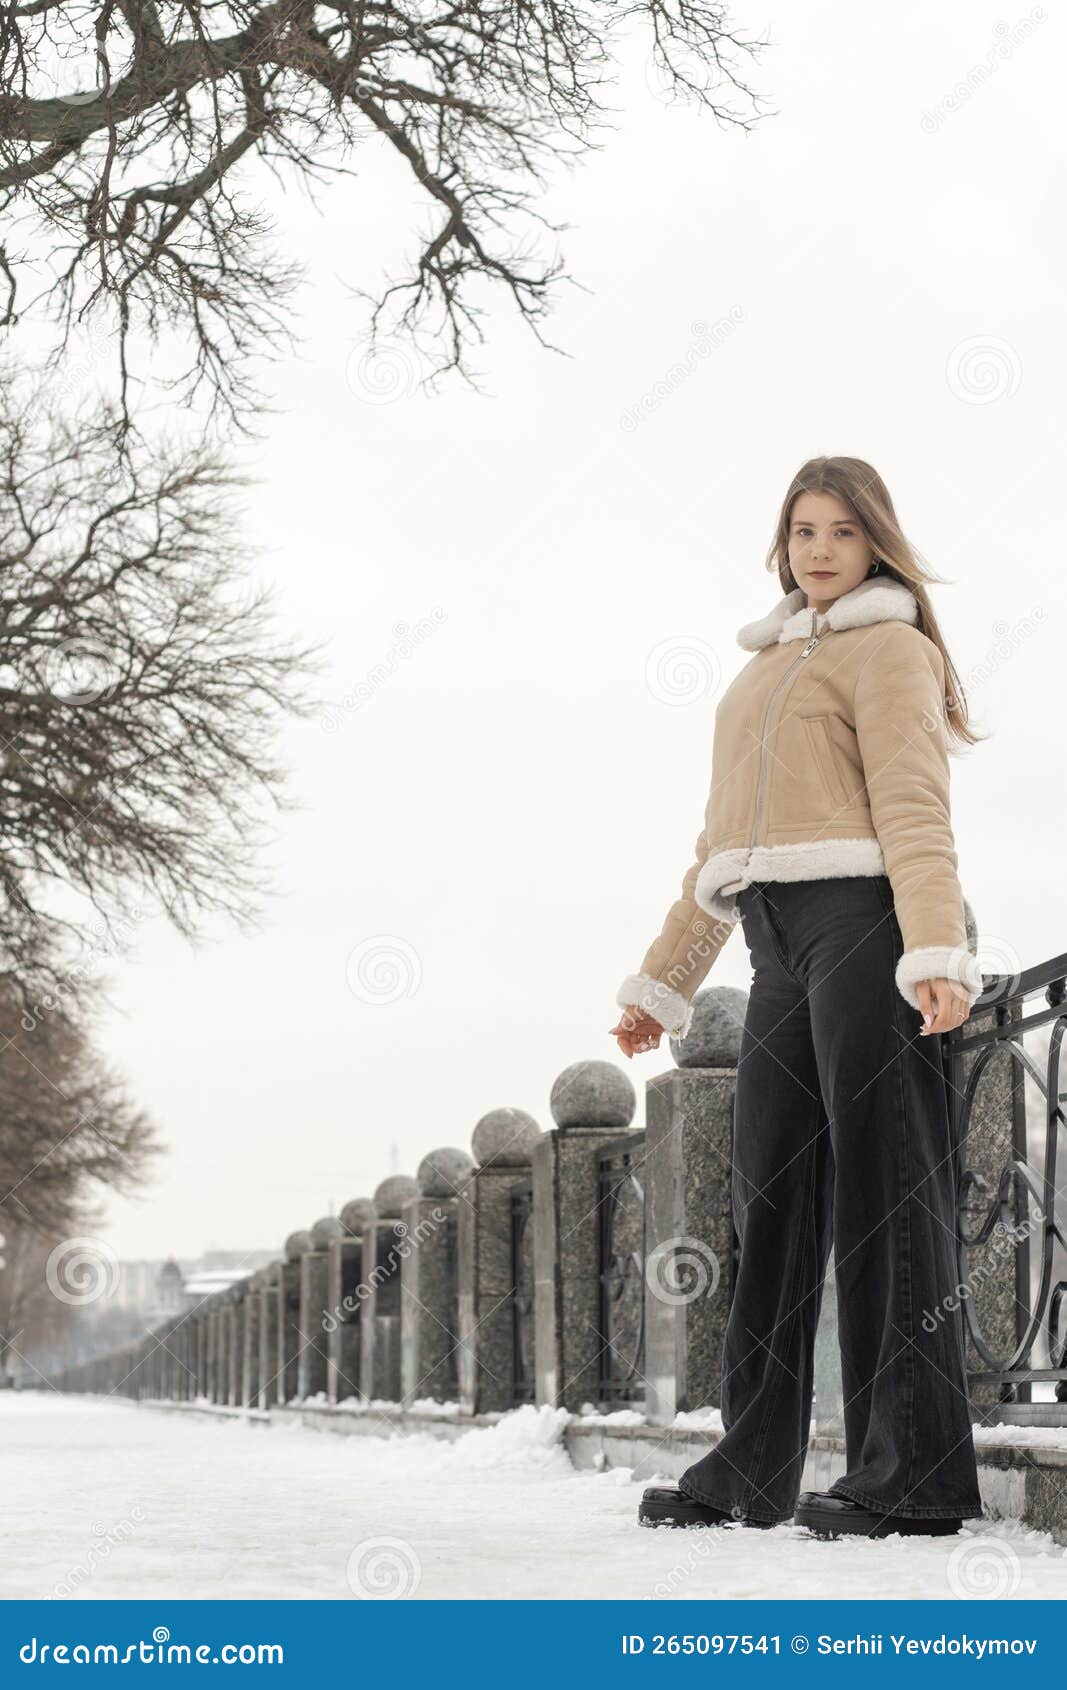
[{"xmin": 2, "ymin": 1394, "xmax": 1063, "ymax": 1601}]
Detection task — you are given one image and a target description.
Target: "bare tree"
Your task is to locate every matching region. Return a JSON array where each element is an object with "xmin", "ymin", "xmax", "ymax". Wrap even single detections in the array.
[
  {"xmin": 0, "ymin": 1, "xmax": 769, "ymax": 423},
  {"xmin": 0, "ymin": 973, "xmax": 159, "ymax": 1381},
  {"xmin": 0, "ymin": 371, "xmax": 320, "ymax": 995},
  {"xmin": 0, "ymin": 986, "xmax": 157, "ymax": 1239},
  {"xmin": 0, "ymin": 1223, "xmax": 155, "ymax": 1386}
]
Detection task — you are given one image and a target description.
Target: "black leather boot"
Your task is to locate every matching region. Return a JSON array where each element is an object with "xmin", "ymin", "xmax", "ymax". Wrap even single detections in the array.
[
  {"xmin": 638, "ymin": 1485, "xmax": 781, "ymax": 1529},
  {"xmin": 795, "ymin": 1491, "xmax": 963, "ymax": 1539}
]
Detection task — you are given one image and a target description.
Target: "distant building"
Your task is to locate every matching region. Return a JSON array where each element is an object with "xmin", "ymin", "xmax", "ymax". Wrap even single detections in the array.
[
  {"xmin": 112, "ymin": 1259, "xmax": 165, "ymax": 1313},
  {"xmin": 111, "ymin": 1251, "xmax": 277, "ymax": 1323},
  {"xmin": 156, "ymin": 1259, "xmax": 185, "ymax": 1312}
]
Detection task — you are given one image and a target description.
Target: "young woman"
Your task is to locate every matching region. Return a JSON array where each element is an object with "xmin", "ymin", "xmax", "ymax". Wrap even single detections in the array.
[{"xmin": 610, "ymin": 457, "xmax": 987, "ymax": 1540}]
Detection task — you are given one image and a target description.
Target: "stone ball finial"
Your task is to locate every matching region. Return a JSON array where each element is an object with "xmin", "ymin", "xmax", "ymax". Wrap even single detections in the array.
[
  {"xmin": 284, "ymin": 1229, "xmax": 313, "ymax": 1262},
  {"xmin": 311, "ymin": 1215, "xmax": 345, "ymax": 1248},
  {"xmin": 549, "ymin": 1059, "xmax": 635, "ymax": 1129},
  {"xmin": 471, "ymin": 1107, "xmax": 542, "ymax": 1168},
  {"xmin": 417, "ymin": 1146, "xmax": 476, "ymax": 1198},
  {"xmin": 372, "ymin": 1174, "xmax": 418, "ymax": 1217},
  {"xmin": 669, "ymin": 986, "xmax": 749, "ymax": 1069},
  {"xmin": 339, "ymin": 1197, "xmax": 374, "ymax": 1236}
]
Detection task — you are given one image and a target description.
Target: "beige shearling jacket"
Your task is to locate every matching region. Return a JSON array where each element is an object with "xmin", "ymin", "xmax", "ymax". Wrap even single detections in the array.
[{"xmin": 617, "ymin": 574, "xmax": 984, "ymax": 1039}]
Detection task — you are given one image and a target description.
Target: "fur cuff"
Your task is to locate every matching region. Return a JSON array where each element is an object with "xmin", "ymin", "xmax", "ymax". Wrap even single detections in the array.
[
  {"xmin": 895, "ymin": 947, "xmax": 985, "ymax": 1012},
  {"xmin": 616, "ymin": 973, "xmax": 695, "ymax": 1039}
]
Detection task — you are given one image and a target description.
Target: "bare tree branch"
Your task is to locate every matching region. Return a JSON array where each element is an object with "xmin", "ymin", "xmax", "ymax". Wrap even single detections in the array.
[
  {"xmin": 0, "ymin": 368, "xmax": 322, "ymax": 999},
  {"xmin": 0, "ymin": 0, "xmax": 770, "ymax": 425}
]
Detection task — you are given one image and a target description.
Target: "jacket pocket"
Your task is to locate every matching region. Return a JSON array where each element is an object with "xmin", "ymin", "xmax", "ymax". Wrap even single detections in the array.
[{"xmin": 800, "ymin": 715, "xmax": 854, "ymax": 810}]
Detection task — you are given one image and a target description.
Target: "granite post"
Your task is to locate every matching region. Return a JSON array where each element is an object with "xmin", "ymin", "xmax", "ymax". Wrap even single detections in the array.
[
  {"xmin": 810, "ymin": 1247, "xmax": 845, "ymax": 1442},
  {"xmin": 360, "ymin": 1176, "xmax": 418, "ymax": 1404},
  {"xmin": 241, "ymin": 1272, "xmax": 263, "ymax": 1408},
  {"xmin": 401, "ymin": 1147, "xmax": 475, "ymax": 1406},
  {"xmin": 194, "ymin": 1309, "xmax": 207, "ymax": 1401},
  {"xmin": 327, "ymin": 1199, "xmax": 373, "ymax": 1405},
  {"xmin": 276, "ymin": 1231, "xmax": 311, "ymax": 1406},
  {"xmin": 209, "ymin": 1297, "xmax": 226, "ymax": 1406},
  {"xmin": 533, "ymin": 1060, "xmax": 638, "ymax": 1410},
  {"xmin": 227, "ymin": 1287, "xmax": 245, "ymax": 1407},
  {"xmin": 174, "ymin": 1316, "xmax": 194, "ymax": 1401},
  {"xmin": 257, "ymin": 1264, "xmax": 282, "ymax": 1410},
  {"xmin": 644, "ymin": 987, "xmax": 747, "ymax": 1425},
  {"xmin": 147, "ymin": 1316, "xmax": 162, "ymax": 1398},
  {"xmin": 209, "ymin": 1299, "xmax": 221, "ymax": 1404},
  {"xmin": 167, "ymin": 1316, "xmax": 188, "ymax": 1400},
  {"xmin": 297, "ymin": 1217, "xmax": 344, "ymax": 1401},
  {"xmin": 457, "ymin": 1107, "xmax": 544, "ymax": 1415}
]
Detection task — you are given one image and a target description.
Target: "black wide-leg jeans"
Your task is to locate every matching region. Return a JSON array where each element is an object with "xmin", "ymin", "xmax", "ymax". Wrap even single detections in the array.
[{"xmin": 677, "ymin": 875, "xmax": 984, "ymax": 1524}]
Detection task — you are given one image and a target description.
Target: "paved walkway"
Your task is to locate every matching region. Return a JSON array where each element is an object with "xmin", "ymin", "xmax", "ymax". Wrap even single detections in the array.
[{"xmin": 3, "ymin": 1395, "xmax": 1063, "ymax": 1600}]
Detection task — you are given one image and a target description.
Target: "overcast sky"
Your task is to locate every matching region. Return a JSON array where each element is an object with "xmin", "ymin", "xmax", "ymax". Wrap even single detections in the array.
[{"xmin": 81, "ymin": 0, "xmax": 1064, "ymax": 1259}]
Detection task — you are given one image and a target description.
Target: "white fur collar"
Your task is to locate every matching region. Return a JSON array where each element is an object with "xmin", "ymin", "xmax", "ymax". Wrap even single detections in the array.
[{"xmin": 736, "ymin": 575, "xmax": 919, "ymax": 651}]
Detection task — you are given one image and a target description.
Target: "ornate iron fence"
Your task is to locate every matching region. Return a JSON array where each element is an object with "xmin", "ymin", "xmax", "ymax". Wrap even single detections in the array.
[
  {"xmin": 596, "ymin": 1134, "xmax": 646, "ymax": 1404},
  {"xmin": 948, "ymin": 953, "xmax": 1067, "ymax": 1423}
]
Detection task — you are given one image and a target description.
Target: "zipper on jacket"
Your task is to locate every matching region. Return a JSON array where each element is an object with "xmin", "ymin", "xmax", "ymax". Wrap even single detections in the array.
[{"xmin": 749, "ymin": 610, "xmax": 822, "ymax": 849}]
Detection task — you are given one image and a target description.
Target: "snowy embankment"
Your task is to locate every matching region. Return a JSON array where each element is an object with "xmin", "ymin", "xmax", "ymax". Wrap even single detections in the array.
[{"xmin": 1, "ymin": 1394, "xmax": 1062, "ymax": 1601}]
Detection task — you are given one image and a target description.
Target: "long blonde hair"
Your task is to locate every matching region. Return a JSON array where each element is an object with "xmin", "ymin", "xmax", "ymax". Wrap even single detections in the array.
[{"xmin": 766, "ymin": 456, "xmax": 985, "ymax": 751}]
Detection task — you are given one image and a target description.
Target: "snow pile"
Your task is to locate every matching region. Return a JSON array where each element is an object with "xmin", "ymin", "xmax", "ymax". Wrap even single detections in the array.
[
  {"xmin": 672, "ymin": 1407, "xmax": 726, "ymax": 1433},
  {"xmin": 436, "ymin": 1403, "xmax": 574, "ymax": 1478},
  {"xmin": 271, "ymin": 1396, "xmax": 574, "ymax": 1476},
  {"xmin": 573, "ymin": 1404, "xmax": 646, "ymax": 1427},
  {"xmin": 973, "ymin": 1421, "xmax": 1067, "ymax": 1451},
  {"xmin": 405, "ymin": 1397, "xmax": 464, "ymax": 1419},
  {"xmin": 329, "ymin": 1395, "xmax": 468, "ymax": 1419}
]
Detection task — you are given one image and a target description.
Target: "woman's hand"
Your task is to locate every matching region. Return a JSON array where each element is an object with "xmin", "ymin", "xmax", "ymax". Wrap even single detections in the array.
[
  {"xmin": 609, "ymin": 1005, "xmax": 665, "ymax": 1059},
  {"xmin": 916, "ymin": 977, "xmax": 972, "ymax": 1035}
]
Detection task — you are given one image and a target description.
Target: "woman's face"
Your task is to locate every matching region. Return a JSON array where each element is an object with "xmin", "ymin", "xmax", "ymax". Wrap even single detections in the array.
[{"xmin": 786, "ymin": 491, "xmax": 875, "ymax": 609}]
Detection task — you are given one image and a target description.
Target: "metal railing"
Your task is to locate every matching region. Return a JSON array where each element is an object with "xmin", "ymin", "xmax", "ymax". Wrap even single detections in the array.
[
  {"xmin": 596, "ymin": 1134, "xmax": 646, "ymax": 1405},
  {"xmin": 948, "ymin": 954, "xmax": 1067, "ymax": 1423}
]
